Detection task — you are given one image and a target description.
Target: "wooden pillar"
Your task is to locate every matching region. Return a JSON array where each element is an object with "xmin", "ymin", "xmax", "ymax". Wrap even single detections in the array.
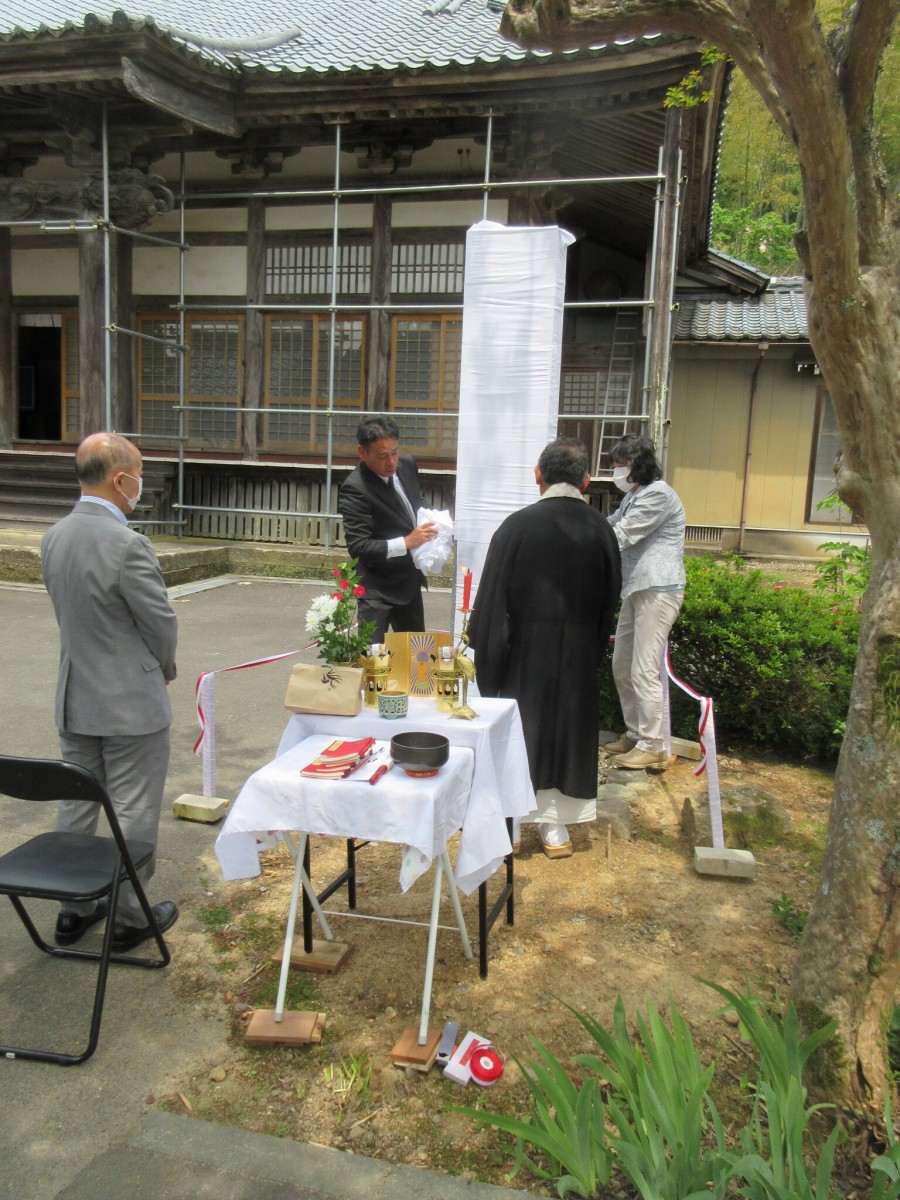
[
  {"xmin": 243, "ymin": 198, "xmax": 265, "ymax": 460},
  {"xmin": 114, "ymin": 233, "xmax": 134, "ymax": 434},
  {"xmin": 366, "ymin": 192, "xmax": 392, "ymax": 411},
  {"xmin": 647, "ymin": 108, "xmax": 683, "ymax": 464},
  {"xmin": 0, "ymin": 228, "xmax": 13, "ymax": 447},
  {"xmin": 78, "ymin": 222, "xmax": 105, "ymax": 434}
]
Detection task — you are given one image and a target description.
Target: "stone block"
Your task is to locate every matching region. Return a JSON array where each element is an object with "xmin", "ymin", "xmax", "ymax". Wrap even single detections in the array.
[
  {"xmin": 594, "ymin": 790, "xmax": 632, "ymax": 840},
  {"xmin": 694, "ymin": 846, "xmax": 756, "ymax": 879},
  {"xmin": 173, "ymin": 793, "xmax": 230, "ymax": 823}
]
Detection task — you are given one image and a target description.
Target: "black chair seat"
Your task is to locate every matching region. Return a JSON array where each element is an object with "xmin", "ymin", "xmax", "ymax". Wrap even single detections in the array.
[
  {"xmin": 0, "ymin": 832, "xmax": 154, "ymax": 900},
  {"xmin": 0, "ymin": 755, "xmax": 172, "ymax": 1066}
]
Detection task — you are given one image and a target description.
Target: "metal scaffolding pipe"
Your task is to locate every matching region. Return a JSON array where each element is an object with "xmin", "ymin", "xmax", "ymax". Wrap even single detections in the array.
[{"xmin": 183, "ymin": 171, "xmax": 662, "ymax": 204}]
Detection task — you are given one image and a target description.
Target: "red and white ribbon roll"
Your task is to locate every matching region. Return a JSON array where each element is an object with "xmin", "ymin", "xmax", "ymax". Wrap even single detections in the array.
[{"xmin": 469, "ymin": 1045, "xmax": 505, "ymax": 1086}]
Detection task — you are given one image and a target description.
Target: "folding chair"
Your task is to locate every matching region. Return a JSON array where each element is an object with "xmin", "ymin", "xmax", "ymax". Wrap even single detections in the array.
[{"xmin": 0, "ymin": 754, "xmax": 172, "ymax": 1065}]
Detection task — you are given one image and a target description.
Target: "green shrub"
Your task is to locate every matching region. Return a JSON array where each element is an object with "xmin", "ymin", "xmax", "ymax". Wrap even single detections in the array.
[{"xmin": 599, "ymin": 556, "xmax": 861, "ymax": 761}]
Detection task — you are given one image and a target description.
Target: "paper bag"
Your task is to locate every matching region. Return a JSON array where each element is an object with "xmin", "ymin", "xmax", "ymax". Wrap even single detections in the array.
[
  {"xmin": 284, "ymin": 663, "xmax": 364, "ymax": 717},
  {"xmin": 385, "ymin": 631, "xmax": 453, "ymax": 698}
]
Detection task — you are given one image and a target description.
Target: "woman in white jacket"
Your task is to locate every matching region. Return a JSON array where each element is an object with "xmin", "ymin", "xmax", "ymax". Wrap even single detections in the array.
[{"xmin": 604, "ymin": 435, "xmax": 685, "ymax": 771}]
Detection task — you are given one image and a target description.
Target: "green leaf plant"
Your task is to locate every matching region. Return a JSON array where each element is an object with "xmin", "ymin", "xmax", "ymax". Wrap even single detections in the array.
[
  {"xmin": 701, "ymin": 981, "xmax": 842, "ymax": 1200},
  {"xmin": 458, "ymin": 1035, "xmax": 611, "ymax": 1198},
  {"xmin": 457, "ymin": 985, "xmax": 858, "ymax": 1200}
]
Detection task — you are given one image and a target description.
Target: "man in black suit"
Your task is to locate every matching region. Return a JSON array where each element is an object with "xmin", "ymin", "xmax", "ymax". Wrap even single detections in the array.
[{"xmin": 339, "ymin": 415, "xmax": 437, "ymax": 639}]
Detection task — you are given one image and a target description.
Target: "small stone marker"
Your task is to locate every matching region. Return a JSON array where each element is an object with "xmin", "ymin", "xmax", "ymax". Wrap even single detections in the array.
[
  {"xmin": 694, "ymin": 846, "xmax": 756, "ymax": 880},
  {"xmin": 172, "ymin": 793, "xmax": 229, "ymax": 823}
]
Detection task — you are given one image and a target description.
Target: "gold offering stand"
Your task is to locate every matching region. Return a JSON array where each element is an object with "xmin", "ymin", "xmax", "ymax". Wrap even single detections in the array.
[{"xmin": 361, "ymin": 645, "xmax": 392, "ymax": 707}]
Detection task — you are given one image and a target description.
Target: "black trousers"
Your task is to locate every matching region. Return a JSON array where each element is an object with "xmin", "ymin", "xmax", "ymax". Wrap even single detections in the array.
[{"xmin": 358, "ymin": 591, "xmax": 426, "ymax": 641}]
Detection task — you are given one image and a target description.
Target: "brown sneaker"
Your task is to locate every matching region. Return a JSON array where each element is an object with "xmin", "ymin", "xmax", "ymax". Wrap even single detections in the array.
[
  {"xmin": 613, "ymin": 747, "xmax": 669, "ymax": 772},
  {"xmin": 602, "ymin": 733, "xmax": 637, "ymax": 755}
]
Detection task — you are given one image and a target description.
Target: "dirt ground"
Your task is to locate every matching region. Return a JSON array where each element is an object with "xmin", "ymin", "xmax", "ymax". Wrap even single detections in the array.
[{"xmin": 160, "ymin": 742, "xmax": 838, "ymax": 1191}]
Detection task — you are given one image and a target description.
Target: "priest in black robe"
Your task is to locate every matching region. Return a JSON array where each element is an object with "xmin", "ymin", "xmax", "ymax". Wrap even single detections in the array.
[{"xmin": 468, "ymin": 437, "xmax": 621, "ymax": 858}]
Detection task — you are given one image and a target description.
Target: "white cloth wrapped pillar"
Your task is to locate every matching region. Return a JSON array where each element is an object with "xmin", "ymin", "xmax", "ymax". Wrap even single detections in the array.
[
  {"xmin": 454, "ymin": 220, "xmax": 575, "ymax": 630},
  {"xmin": 455, "ymin": 221, "xmax": 588, "ymax": 843}
]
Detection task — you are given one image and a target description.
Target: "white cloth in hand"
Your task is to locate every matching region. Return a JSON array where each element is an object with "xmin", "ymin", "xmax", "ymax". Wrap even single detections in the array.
[{"xmin": 410, "ymin": 507, "xmax": 454, "ymax": 575}]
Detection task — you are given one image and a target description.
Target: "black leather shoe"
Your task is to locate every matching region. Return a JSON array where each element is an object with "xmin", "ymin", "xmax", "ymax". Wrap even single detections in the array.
[
  {"xmin": 55, "ymin": 900, "xmax": 109, "ymax": 946},
  {"xmin": 112, "ymin": 900, "xmax": 178, "ymax": 952}
]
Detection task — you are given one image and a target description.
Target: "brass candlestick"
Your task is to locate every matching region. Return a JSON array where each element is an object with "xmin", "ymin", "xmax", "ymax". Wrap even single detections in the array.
[{"xmin": 449, "ymin": 609, "xmax": 478, "ymax": 720}]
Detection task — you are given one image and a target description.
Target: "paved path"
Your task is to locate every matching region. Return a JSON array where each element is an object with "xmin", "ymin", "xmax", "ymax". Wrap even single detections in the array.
[{"xmin": 0, "ymin": 558, "xmax": 516, "ymax": 1200}]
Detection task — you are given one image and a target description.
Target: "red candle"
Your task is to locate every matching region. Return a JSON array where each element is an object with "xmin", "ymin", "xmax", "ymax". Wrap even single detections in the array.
[{"xmin": 462, "ymin": 568, "xmax": 472, "ymax": 610}]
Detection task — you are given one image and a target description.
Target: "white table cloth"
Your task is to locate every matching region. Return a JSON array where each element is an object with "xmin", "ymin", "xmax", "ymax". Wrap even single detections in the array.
[
  {"xmin": 275, "ymin": 697, "xmax": 537, "ymax": 893},
  {"xmin": 215, "ymin": 734, "xmax": 478, "ymax": 1043},
  {"xmin": 216, "ymin": 735, "xmax": 475, "ymax": 892}
]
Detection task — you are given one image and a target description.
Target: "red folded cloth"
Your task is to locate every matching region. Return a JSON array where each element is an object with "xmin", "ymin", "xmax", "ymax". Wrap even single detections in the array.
[{"xmin": 300, "ymin": 737, "xmax": 377, "ymax": 779}]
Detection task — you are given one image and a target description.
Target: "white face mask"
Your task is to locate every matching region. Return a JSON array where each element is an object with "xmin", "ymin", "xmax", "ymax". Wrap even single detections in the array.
[
  {"xmin": 612, "ymin": 466, "xmax": 632, "ymax": 493},
  {"xmin": 120, "ymin": 472, "xmax": 143, "ymax": 512}
]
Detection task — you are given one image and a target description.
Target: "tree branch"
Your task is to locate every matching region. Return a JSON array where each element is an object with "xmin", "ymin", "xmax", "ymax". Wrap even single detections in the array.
[{"xmin": 836, "ymin": 0, "xmax": 899, "ymax": 261}]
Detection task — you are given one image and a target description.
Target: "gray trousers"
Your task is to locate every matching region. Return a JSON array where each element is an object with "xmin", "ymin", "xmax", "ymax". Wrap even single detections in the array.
[{"xmin": 57, "ymin": 727, "xmax": 171, "ymax": 924}]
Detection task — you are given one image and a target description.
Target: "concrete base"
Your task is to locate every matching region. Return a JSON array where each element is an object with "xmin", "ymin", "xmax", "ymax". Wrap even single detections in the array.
[
  {"xmin": 244, "ymin": 1009, "xmax": 326, "ymax": 1045},
  {"xmin": 670, "ymin": 736, "xmax": 702, "ymax": 761},
  {"xmin": 272, "ymin": 937, "xmax": 352, "ymax": 973},
  {"xmin": 694, "ymin": 846, "xmax": 756, "ymax": 880},
  {"xmin": 172, "ymin": 793, "xmax": 230, "ymax": 823}
]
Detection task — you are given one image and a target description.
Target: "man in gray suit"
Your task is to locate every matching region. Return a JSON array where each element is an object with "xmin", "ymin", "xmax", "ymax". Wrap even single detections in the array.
[{"xmin": 41, "ymin": 432, "xmax": 179, "ymax": 952}]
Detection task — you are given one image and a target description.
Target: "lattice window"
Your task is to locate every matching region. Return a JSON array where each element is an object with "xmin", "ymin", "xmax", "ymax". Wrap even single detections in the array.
[
  {"xmin": 265, "ymin": 237, "xmax": 464, "ymax": 297},
  {"xmin": 391, "ymin": 316, "xmax": 461, "ymax": 456},
  {"xmin": 266, "ymin": 243, "xmax": 372, "ymax": 295},
  {"xmin": 137, "ymin": 315, "xmax": 242, "ymax": 449},
  {"xmin": 264, "ymin": 316, "xmax": 365, "ymax": 452},
  {"xmin": 391, "ymin": 241, "xmax": 464, "ymax": 295},
  {"xmin": 560, "ymin": 372, "xmax": 600, "ymax": 415}
]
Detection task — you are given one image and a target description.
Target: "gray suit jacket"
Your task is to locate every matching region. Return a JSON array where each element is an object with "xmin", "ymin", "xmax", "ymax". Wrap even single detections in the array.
[{"xmin": 41, "ymin": 501, "xmax": 177, "ymax": 736}]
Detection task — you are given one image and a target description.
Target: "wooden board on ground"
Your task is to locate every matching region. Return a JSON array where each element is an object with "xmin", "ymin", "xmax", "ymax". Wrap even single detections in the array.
[
  {"xmin": 390, "ymin": 1026, "xmax": 441, "ymax": 1072},
  {"xmin": 244, "ymin": 1009, "xmax": 326, "ymax": 1045},
  {"xmin": 272, "ymin": 937, "xmax": 353, "ymax": 973}
]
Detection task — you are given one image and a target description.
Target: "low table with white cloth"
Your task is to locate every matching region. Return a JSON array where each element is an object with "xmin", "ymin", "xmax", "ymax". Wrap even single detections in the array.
[
  {"xmin": 216, "ymin": 698, "xmax": 535, "ymax": 1043},
  {"xmin": 275, "ymin": 697, "xmax": 536, "ymax": 973},
  {"xmin": 217, "ymin": 734, "xmax": 479, "ymax": 1043}
]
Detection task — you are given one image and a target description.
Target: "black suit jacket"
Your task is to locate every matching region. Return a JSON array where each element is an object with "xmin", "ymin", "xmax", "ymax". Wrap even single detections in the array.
[{"xmin": 338, "ymin": 454, "xmax": 427, "ymax": 607}]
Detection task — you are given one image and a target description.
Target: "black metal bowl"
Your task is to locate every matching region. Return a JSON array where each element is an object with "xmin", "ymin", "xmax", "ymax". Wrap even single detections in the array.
[{"xmin": 389, "ymin": 731, "xmax": 450, "ymax": 777}]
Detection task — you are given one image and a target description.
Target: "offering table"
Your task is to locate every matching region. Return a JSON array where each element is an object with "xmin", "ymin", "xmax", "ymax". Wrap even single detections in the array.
[{"xmin": 217, "ymin": 734, "xmax": 482, "ymax": 1043}]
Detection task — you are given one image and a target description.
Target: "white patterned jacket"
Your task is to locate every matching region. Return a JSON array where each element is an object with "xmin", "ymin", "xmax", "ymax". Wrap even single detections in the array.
[{"xmin": 608, "ymin": 480, "xmax": 686, "ymax": 598}]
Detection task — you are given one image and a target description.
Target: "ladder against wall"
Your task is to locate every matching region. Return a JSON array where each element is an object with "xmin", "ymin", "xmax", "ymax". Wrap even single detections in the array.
[
  {"xmin": 595, "ymin": 308, "xmax": 641, "ymax": 474},
  {"xmin": 559, "ymin": 307, "xmax": 644, "ymax": 474}
]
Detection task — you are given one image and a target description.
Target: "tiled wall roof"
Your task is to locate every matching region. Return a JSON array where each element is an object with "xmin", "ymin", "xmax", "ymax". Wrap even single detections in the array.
[{"xmin": 675, "ymin": 280, "xmax": 808, "ymax": 342}]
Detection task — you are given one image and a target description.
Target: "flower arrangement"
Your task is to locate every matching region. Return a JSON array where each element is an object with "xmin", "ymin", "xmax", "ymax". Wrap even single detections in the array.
[{"xmin": 305, "ymin": 559, "xmax": 376, "ymax": 665}]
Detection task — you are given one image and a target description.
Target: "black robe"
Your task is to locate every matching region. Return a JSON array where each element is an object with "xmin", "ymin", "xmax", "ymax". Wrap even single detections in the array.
[{"xmin": 468, "ymin": 496, "xmax": 621, "ymax": 798}]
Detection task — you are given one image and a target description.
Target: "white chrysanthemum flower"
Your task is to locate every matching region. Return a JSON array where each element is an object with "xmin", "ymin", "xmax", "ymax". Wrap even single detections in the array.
[{"xmin": 305, "ymin": 593, "xmax": 340, "ymax": 633}]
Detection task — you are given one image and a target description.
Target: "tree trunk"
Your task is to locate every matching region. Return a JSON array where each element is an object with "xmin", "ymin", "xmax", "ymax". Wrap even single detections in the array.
[
  {"xmin": 794, "ymin": 255, "xmax": 900, "ymax": 1112},
  {"xmin": 501, "ymin": 0, "xmax": 900, "ymax": 1113}
]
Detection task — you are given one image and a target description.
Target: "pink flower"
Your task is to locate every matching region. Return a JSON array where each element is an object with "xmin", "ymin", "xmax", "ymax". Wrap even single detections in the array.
[
  {"xmin": 332, "ymin": 591, "xmax": 343, "ymax": 600},
  {"xmin": 333, "ymin": 568, "xmax": 342, "ymax": 578},
  {"xmin": 353, "ymin": 585, "xmax": 365, "ymax": 598},
  {"xmin": 339, "ymin": 579, "xmax": 350, "ymax": 591}
]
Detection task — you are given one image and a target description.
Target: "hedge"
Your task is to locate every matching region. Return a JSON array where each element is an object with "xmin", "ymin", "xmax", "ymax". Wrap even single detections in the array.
[{"xmin": 598, "ymin": 556, "xmax": 861, "ymax": 761}]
